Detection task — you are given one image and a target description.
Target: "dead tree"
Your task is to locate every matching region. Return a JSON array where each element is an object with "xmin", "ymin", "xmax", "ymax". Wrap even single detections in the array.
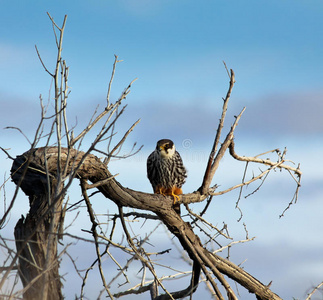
[
  {"xmin": 12, "ymin": 156, "xmax": 64, "ymax": 300},
  {"xmin": 0, "ymin": 14, "xmax": 302, "ymax": 300}
]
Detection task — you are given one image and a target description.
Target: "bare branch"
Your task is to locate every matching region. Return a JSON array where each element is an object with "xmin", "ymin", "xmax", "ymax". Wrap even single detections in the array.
[
  {"xmin": 83, "ymin": 173, "xmax": 119, "ymax": 189},
  {"xmin": 306, "ymin": 281, "xmax": 323, "ymax": 300},
  {"xmin": 106, "ymin": 55, "xmax": 120, "ymax": 106},
  {"xmin": 185, "ymin": 203, "xmax": 231, "ymax": 240},
  {"xmin": 211, "ymin": 161, "xmax": 284, "ymax": 197},
  {"xmin": 229, "ymin": 140, "xmax": 302, "ymax": 176},
  {"xmin": 80, "ymin": 179, "xmax": 114, "ymax": 299},
  {"xmin": 118, "ymin": 206, "xmax": 175, "ymax": 300},
  {"xmin": 0, "ymin": 147, "xmax": 15, "ymax": 160},
  {"xmin": 199, "ymin": 67, "xmax": 236, "ymax": 195},
  {"xmin": 104, "ymin": 118, "xmax": 141, "ymax": 165},
  {"xmin": 4, "ymin": 127, "xmax": 32, "ymax": 145},
  {"xmin": 72, "ymin": 78, "xmax": 137, "ymax": 147},
  {"xmin": 199, "ymin": 106, "xmax": 246, "ymax": 194},
  {"xmin": 35, "ymin": 45, "xmax": 54, "ymax": 77}
]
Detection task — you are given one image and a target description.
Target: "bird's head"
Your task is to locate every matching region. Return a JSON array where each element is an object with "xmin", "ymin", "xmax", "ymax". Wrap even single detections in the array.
[{"xmin": 156, "ymin": 139, "xmax": 175, "ymax": 158}]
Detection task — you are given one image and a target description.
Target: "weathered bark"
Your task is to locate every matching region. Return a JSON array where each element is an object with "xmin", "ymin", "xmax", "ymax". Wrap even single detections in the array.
[
  {"xmin": 11, "ymin": 151, "xmax": 64, "ymax": 300},
  {"xmin": 11, "ymin": 147, "xmax": 282, "ymax": 300}
]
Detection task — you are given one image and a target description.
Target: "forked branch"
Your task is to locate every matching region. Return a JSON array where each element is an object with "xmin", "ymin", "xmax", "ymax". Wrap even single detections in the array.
[
  {"xmin": 199, "ymin": 67, "xmax": 242, "ymax": 195},
  {"xmin": 229, "ymin": 140, "xmax": 302, "ymax": 177}
]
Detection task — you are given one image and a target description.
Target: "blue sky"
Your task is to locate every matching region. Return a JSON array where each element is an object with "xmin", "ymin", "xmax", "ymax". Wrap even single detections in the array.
[{"xmin": 1, "ymin": 1, "xmax": 323, "ymax": 299}]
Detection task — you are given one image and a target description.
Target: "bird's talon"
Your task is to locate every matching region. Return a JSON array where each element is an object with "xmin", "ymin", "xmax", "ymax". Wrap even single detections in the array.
[{"xmin": 172, "ymin": 194, "xmax": 180, "ymax": 205}]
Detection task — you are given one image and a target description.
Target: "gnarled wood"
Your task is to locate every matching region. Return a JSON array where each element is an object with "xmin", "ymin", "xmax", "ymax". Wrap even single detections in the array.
[
  {"xmin": 11, "ymin": 147, "xmax": 282, "ymax": 300},
  {"xmin": 11, "ymin": 151, "xmax": 64, "ymax": 300}
]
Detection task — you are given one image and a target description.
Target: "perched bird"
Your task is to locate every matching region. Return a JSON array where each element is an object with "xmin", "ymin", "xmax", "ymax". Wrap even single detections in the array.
[{"xmin": 147, "ymin": 139, "xmax": 187, "ymax": 210}]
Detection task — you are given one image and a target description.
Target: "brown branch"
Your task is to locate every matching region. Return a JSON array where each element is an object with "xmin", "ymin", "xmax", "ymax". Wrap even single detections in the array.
[
  {"xmin": 104, "ymin": 118, "xmax": 141, "ymax": 165},
  {"xmin": 154, "ymin": 261, "xmax": 201, "ymax": 300},
  {"xmin": 80, "ymin": 179, "xmax": 114, "ymax": 299},
  {"xmin": 185, "ymin": 203, "xmax": 230, "ymax": 240},
  {"xmin": 211, "ymin": 161, "xmax": 284, "ymax": 197},
  {"xmin": 199, "ymin": 107, "xmax": 246, "ymax": 194},
  {"xmin": 306, "ymin": 281, "xmax": 323, "ymax": 300},
  {"xmin": 229, "ymin": 140, "xmax": 302, "ymax": 176},
  {"xmin": 83, "ymin": 174, "xmax": 119, "ymax": 189},
  {"xmin": 71, "ymin": 76, "xmax": 137, "ymax": 148},
  {"xmin": 35, "ymin": 45, "xmax": 54, "ymax": 77},
  {"xmin": 196, "ymin": 246, "xmax": 238, "ymax": 300},
  {"xmin": 199, "ymin": 67, "xmax": 236, "ymax": 195},
  {"xmin": 106, "ymin": 55, "xmax": 122, "ymax": 106},
  {"xmin": 4, "ymin": 127, "xmax": 32, "ymax": 145},
  {"xmin": 118, "ymin": 206, "xmax": 174, "ymax": 299},
  {"xmin": 229, "ymin": 139, "xmax": 302, "ymax": 218}
]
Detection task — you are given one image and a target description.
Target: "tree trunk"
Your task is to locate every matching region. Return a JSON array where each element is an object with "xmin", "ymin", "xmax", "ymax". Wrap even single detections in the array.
[{"xmin": 12, "ymin": 153, "xmax": 63, "ymax": 300}]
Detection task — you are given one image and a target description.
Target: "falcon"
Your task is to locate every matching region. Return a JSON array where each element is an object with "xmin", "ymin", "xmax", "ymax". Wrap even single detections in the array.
[{"xmin": 147, "ymin": 139, "xmax": 187, "ymax": 206}]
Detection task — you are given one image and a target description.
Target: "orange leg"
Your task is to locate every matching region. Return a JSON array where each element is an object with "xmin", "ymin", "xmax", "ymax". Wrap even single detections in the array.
[
  {"xmin": 171, "ymin": 186, "xmax": 182, "ymax": 204},
  {"xmin": 154, "ymin": 186, "xmax": 167, "ymax": 196},
  {"xmin": 154, "ymin": 186, "xmax": 183, "ymax": 204}
]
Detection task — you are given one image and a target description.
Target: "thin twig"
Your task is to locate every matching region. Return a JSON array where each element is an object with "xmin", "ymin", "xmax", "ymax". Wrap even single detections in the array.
[
  {"xmin": 211, "ymin": 161, "xmax": 285, "ymax": 196},
  {"xmin": 200, "ymin": 67, "xmax": 236, "ymax": 194},
  {"xmin": 104, "ymin": 119, "xmax": 141, "ymax": 165},
  {"xmin": 229, "ymin": 140, "xmax": 302, "ymax": 176},
  {"xmin": 306, "ymin": 281, "xmax": 323, "ymax": 300},
  {"xmin": 80, "ymin": 179, "xmax": 114, "ymax": 299},
  {"xmin": 35, "ymin": 45, "xmax": 54, "ymax": 77},
  {"xmin": 106, "ymin": 55, "xmax": 120, "ymax": 106},
  {"xmin": 118, "ymin": 206, "xmax": 175, "ymax": 300}
]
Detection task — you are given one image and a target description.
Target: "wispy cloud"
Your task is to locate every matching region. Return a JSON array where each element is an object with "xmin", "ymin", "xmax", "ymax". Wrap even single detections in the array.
[{"xmin": 238, "ymin": 90, "xmax": 323, "ymax": 135}]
